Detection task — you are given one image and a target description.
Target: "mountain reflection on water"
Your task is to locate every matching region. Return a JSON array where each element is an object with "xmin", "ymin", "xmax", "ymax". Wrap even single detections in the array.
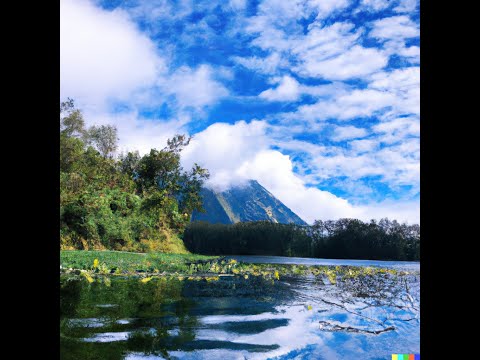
[{"xmin": 60, "ymin": 262, "xmax": 419, "ymax": 360}]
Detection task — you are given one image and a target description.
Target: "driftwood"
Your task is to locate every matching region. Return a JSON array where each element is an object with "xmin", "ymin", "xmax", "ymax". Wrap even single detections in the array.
[{"xmin": 318, "ymin": 321, "xmax": 395, "ymax": 335}]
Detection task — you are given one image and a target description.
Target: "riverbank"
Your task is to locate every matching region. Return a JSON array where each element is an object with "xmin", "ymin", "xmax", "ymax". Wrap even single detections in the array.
[{"xmin": 60, "ymin": 250, "xmax": 416, "ymax": 284}]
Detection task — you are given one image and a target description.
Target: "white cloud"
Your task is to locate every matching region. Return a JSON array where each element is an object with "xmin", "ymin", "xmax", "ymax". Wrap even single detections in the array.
[
  {"xmin": 349, "ymin": 139, "xmax": 378, "ymax": 153},
  {"xmin": 259, "ymin": 76, "xmax": 301, "ymax": 101},
  {"xmin": 374, "ymin": 116, "xmax": 419, "ymax": 144},
  {"xmin": 394, "ymin": 0, "xmax": 418, "ymax": 13},
  {"xmin": 232, "ymin": 53, "xmax": 285, "ymax": 75},
  {"xmin": 61, "ymin": 0, "xmax": 164, "ymax": 108},
  {"xmin": 298, "ymin": 89, "xmax": 396, "ymax": 121},
  {"xmin": 291, "ymin": 66, "xmax": 419, "ymax": 123},
  {"xmin": 370, "ymin": 16, "xmax": 419, "ymax": 41},
  {"xmin": 297, "ymin": 45, "xmax": 388, "ymax": 80},
  {"xmin": 291, "ymin": 22, "xmax": 388, "ymax": 80},
  {"xmin": 356, "ymin": 0, "xmax": 391, "ymax": 13},
  {"xmin": 167, "ymin": 65, "xmax": 229, "ymax": 109},
  {"xmin": 331, "ymin": 126, "xmax": 368, "ymax": 141},
  {"xmin": 354, "ymin": 199, "xmax": 419, "ymax": 224},
  {"xmin": 370, "ymin": 67, "xmax": 420, "ymax": 116},
  {"xmin": 383, "ymin": 40, "xmax": 420, "ymax": 63},
  {"xmin": 228, "ymin": 0, "xmax": 247, "ymax": 11},
  {"xmin": 181, "ymin": 120, "xmax": 271, "ymax": 191},
  {"xmin": 308, "ymin": 0, "xmax": 351, "ymax": 19},
  {"xmin": 244, "ymin": 5, "xmax": 388, "ymax": 81}
]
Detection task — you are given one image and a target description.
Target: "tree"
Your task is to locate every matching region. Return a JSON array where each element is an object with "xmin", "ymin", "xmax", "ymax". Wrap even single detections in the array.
[
  {"xmin": 118, "ymin": 151, "xmax": 141, "ymax": 178},
  {"xmin": 86, "ymin": 125, "xmax": 118, "ymax": 158},
  {"xmin": 60, "ymin": 98, "xmax": 86, "ymax": 138}
]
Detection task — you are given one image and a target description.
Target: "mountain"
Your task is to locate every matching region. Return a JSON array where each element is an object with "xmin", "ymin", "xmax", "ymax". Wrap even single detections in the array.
[{"xmin": 191, "ymin": 180, "xmax": 307, "ymax": 225}]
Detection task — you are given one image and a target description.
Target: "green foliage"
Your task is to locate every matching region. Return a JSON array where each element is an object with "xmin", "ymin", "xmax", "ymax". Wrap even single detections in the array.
[
  {"xmin": 60, "ymin": 100, "xmax": 209, "ymax": 252},
  {"xmin": 85, "ymin": 124, "xmax": 118, "ymax": 158}
]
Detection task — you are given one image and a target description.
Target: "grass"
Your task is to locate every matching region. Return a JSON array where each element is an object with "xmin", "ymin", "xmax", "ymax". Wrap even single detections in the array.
[{"xmin": 60, "ymin": 250, "xmax": 218, "ymax": 274}]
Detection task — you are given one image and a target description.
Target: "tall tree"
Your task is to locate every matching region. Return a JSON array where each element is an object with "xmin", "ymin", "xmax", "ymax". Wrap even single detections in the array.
[{"xmin": 86, "ymin": 125, "xmax": 118, "ymax": 158}]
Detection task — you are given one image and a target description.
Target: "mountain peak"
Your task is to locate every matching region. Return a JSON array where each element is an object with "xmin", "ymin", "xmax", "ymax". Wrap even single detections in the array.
[{"xmin": 192, "ymin": 180, "xmax": 307, "ymax": 225}]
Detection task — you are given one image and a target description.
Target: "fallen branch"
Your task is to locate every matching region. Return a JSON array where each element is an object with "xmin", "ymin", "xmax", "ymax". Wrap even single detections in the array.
[{"xmin": 318, "ymin": 321, "xmax": 395, "ymax": 335}]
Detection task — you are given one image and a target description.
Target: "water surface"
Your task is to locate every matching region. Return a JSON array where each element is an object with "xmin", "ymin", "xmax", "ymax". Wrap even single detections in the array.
[
  {"xmin": 61, "ymin": 258, "xmax": 419, "ymax": 359},
  {"xmin": 226, "ymin": 255, "xmax": 420, "ymax": 271}
]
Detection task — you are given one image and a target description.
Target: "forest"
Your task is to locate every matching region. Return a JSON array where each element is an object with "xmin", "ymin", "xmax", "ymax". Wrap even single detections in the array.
[
  {"xmin": 183, "ymin": 219, "xmax": 420, "ymax": 261},
  {"xmin": 60, "ymin": 99, "xmax": 209, "ymax": 252}
]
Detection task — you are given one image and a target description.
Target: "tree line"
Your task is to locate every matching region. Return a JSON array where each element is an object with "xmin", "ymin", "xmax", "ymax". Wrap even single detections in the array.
[
  {"xmin": 183, "ymin": 218, "xmax": 420, "ymax": 261},
  {"xmin": 60, "ymin": 99, "xmax": 209, "ymax": 252}
]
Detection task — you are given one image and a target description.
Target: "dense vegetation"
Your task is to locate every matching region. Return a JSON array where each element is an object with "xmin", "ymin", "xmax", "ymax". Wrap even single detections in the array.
[
  {"xmin": 183, "ymin": 218, "xmax": 420, "ymax": 261},
  {"xmin": 60, "ymin": 99, "xmax": 209, "ymax": 252}
]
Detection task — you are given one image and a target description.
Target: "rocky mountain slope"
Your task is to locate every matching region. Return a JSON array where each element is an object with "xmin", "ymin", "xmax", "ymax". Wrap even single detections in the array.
[{"xmin": 191, "ymin": 180, "xmax": 307, "ymax": 225}]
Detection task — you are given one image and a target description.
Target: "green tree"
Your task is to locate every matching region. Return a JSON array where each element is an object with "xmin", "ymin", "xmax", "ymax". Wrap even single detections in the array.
[{"xmin": 86, "ymin": 124, "xmax": 118, "ymax": 158}]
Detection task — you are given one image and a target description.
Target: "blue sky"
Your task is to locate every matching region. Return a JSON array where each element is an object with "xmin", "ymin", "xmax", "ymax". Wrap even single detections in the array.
[{"xmin": 60, "ymin": 0, "xmax": 420, "ymax": 224}]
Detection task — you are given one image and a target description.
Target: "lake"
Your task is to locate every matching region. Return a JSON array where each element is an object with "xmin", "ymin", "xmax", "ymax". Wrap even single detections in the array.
[
  {"xmin": 226, "ymin": 255, "xmax": 420, "ymax": 271},
  {"xmin": 60, "ymin": 257, "xmax": 420, "ymax": 359}
]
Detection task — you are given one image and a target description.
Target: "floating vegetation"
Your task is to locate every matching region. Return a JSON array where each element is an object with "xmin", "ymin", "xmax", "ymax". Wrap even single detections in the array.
[
  {"xmin": 80, "ymin": 270, "xmax": 94, "ymax": 283},
  {"xmin": 62, "ymin": 251, "xmax": 419, "ymax": 287}
]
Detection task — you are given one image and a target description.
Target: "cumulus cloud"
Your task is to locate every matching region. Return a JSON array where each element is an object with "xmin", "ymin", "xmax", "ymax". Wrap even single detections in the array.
[
  {"xmin": 60, "ymin": 0, "xmax": 164, "ymax": 108},
  {"xmin": 232, "ymin": 53, "xmax": 285, "ymax": 75},
  {"xmin": 292, "ymin": 66, "xmax": 419, "ymax": 123},
  {"xmin": 296, "ymin": 45, "xmax": 388, "ymax": 80},
  {"xmin": 349, "ymin": 139, "xmax": 379, "ymax": 153},
  {"xmin": 369, "ymin": 15, "xmax": 419, "ymax": 41},
  {"xmin": 355, "ymin": 0, "xmax": 392, "ymax": 13},
  {"xmin": 297, "ymin": 89, "xmax": 396, "ymax": 121},
  {"xmin": 167, "ymin": 65, "xmax": 229, "ymax": 109},
  {"xmin": 181, "ymin": 120, "xmax": 271, "ymax": 191},
  {"xmin": 394, "ymin": 0, "xmax": 418, "ymax": 13},
  {"xmin": 259, "ymin": 76, "xmax": 301, "ymax": 102},
  {"xmin": 331, "ymin": 126, "xmax": 368, "ymax": 141},
  {"xmin": 308, "ymin": 0, "xmax": 351, "ymax": 19},
  {"xmin": 228, "ymin": 0, "xmax": 247, "ymax": 11},
  {"xmin": 292, "ymin": 22, "xmax": 388, "ymax": 80}
]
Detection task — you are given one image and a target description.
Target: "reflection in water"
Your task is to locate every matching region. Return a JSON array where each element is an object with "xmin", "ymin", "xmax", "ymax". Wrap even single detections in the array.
[{"xmin": 60, "ymin": 269, "xmax": 419, "ymax": 360}]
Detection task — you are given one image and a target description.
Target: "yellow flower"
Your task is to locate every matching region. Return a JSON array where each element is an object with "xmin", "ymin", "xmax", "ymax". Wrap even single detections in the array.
[
  {"xmin": 274, "ymin": 271, "xmax": 280, "ymax": 280},
  {"xmin": 229, "ymin": 259, "xmax": 237, "ymax": 264},
  {"xmin": 244, "ymin": 274, "xmax": 249, "ymax": 279},
  {"xmin": 93, "ymin": 259, "xmax": 99, "ymax": 269},
  {"xmin": 140, "ymin": 277, "xmax": 152, "ymax": 283},
  {"xmin": 307, "ymin": 305, "xmax": 312, "ymax": 311},
  {"xmin": 178, "ymin": 276, "xmax": 184, "ymax": 281}
]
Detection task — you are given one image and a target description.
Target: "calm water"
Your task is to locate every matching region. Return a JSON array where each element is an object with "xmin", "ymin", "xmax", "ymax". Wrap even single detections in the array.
[
  {"xmin": 61, "ymin": 258, "xmax": 420, "ymax": 360},
  {"xmin": 226, "ymin": 255, "xmax": 420, "ymax": 271}
]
